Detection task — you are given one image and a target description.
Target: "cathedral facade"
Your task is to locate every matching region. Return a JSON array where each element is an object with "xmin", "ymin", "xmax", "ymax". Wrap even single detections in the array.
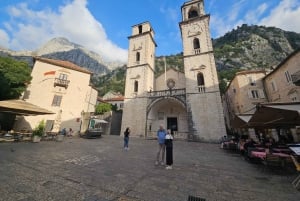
[{"xmin": 121, "ymin": 0, "xmax": 226, "ymax": 142}]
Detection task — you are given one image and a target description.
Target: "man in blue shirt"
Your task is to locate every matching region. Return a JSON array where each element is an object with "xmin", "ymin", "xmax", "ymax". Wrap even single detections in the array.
[{"xmin": 156, "ymin": 124, "xmax": 167, "ymax": 165}]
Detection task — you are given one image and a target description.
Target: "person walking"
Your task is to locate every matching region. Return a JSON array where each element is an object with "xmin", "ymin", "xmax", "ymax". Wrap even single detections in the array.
[
  {"xmin": 156, "ymin": 124, "xmax": 166, "ymax": 165},
  {"xmin": 124, "ymin": 127, "xmax": 130, "ymax": 150},
  {"xmin": 165, "ymin": 129, "xmax": 174, "ymax": 169}
]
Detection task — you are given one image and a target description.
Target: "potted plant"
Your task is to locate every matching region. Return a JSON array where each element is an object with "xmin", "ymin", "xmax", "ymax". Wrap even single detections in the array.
[{"xmin": 32, "ymin": 120, "xmax": 45, "ymax": 143}]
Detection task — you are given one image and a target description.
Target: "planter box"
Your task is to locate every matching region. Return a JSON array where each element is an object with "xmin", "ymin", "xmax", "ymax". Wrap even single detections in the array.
[
  {"xmin": 32, "ymin": 136, "xmax": 41, "ymax": 143},
  {"xmin": 56, "ymin": 135, "xmax": 64, "ymax": 142}
]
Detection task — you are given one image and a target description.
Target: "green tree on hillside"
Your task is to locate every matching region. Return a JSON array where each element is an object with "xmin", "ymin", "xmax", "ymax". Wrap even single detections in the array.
[
  {"xmin": 0, "ymin": 57, "xmax": 32, "ymax": 100},
  {"xmin": 95, "ymin": 103, "xmax": 112, "ymax": 115}
]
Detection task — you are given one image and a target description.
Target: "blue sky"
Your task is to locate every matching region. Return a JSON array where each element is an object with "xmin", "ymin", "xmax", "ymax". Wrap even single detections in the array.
[{"xmin": 0, "ymin": 0, "xmax": 299, "ymax": 63}]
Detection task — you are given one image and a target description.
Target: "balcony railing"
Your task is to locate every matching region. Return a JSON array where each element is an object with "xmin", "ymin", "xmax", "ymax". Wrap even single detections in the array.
[
  {"xmin": 194, "ymin": 48, "xmax": 201, "ymax": 55},
  {"xmin": 291, "ymin": 71, "xmax": 300, "ymax": 86},
  {"xmin": 148, "ymin": 88, "xmax": 186, "ymax": 98},
  {"xmin": 54, "ymin": 78, "xmax": 70, "ymax": 89},
  {"xmin": 197, "ymin": 85, "xmax": 206, "ymax": 93}
]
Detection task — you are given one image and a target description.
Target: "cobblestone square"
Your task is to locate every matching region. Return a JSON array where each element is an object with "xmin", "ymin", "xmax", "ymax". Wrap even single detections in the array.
[{"xmin": 0, "ymin": 136, "xmax": 299, "ymax": 201}]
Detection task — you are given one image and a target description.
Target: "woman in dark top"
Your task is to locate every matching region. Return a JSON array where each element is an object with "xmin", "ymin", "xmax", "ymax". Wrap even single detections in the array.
[
  {"xmin": 124, "ymin": 127, "xmax": 130, "ymax": 150},
  {"xmin": 165, "ymin": 129, "xmax": 174, "ymax": 169}
]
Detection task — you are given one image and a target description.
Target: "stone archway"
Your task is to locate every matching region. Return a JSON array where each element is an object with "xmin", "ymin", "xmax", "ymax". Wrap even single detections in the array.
[{"xmin": 146, "ymin": 97, "xmax": 188, "ymax": 139}]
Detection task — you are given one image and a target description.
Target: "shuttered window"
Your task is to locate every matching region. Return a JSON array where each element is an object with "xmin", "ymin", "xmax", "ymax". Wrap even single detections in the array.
[{"xmin": 52, "ymin": 95, "xmax": 62, "ymax": 106}]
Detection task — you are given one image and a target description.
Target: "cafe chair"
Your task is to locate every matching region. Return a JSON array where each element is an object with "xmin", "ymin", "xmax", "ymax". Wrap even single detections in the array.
[
  {"xmin": 290, "ymin": 155, "xmax": 300, "ymax": 190},
  {"xmin": 262, "ymin": 154, "xmax": 282, "ymax": 172}
]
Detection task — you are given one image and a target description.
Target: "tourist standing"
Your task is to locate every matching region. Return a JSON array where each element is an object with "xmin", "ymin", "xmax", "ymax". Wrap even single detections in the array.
[
  {"xmin": 156, "ymin": 125, "xmax": 166, "ymax": 165},
  {"xmin": 165, "ymin": 129, "xmax": 174, "ymax": 169},
  {"xmin": 124, "ymin": 127, "xmax": 130, "ymax": 150}
]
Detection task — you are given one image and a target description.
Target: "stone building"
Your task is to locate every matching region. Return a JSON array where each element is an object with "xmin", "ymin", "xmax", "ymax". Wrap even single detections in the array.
[
  {"xmin": 101, "ymin": 91, "xmax": 124, "ymax": 110},
  {"xmin": 14, "ymin": 57, "xmax": 98, "ymax": 134},
  {"xmin": 263, "ymin": 49, "xmax": 300, "ymax": 102},
  {"xmin": 121, "ymin": 0, "xmax": 226, "ymax": 142},
  {"xmin": 222, "ymin": 49, "xmax": 300, "ymax": 142},
  {"xmin": 222, "ymin": 70, "xmax": 267, "ymax": 133}
]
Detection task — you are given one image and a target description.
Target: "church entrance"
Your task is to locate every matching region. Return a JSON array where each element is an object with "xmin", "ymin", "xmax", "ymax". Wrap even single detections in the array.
[
  {"xmin": 146, "ymin": 97, "xmax": 188, "ymax": 139},
  {"xmin": 167, "ymin": 117, "xmax": 178, "ymax": 135}
]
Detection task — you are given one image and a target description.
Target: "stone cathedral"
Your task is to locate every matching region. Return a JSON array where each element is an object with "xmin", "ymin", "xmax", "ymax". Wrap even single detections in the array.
[{"xmin": 121, "ymin": 0, "xmax": 226, "ymax": 142}]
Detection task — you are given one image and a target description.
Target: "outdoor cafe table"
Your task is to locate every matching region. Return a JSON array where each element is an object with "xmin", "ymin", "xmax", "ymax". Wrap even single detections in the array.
[
  {"xmin": 272, "ymin": 148, "xmax": 292, "ymax": 154},
  {"xmin": 251, "ymin": 151, "xmax": 291, "ymax": 160}
]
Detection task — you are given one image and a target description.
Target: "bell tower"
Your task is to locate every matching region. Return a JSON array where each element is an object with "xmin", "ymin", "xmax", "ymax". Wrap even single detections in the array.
[
  {"xmin": 121, "ymin": 22, "xmax": 156, "ymax": 136},
  {"xmin": 180, "ymin": 0, "xmax": 226, "ymax": 141}
]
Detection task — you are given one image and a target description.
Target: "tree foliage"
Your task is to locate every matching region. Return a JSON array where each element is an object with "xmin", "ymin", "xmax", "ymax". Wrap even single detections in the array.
[
  {"xmin": 0, "ymin": 56, "xmax": 32, "ymax": 100},
  {"xmin": 93, "ymin": 67, "xmax": 126, "ymax": 96},
  {"xmin": 95, "ymin": 103, "xmax": 112, "ymax": 115}
]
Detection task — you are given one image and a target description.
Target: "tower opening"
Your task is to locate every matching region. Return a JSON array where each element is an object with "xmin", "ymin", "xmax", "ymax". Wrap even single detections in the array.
[
  {"xmin": 188, "ymin": 8, "xmax": 199, "ymax": 19},
  {"xmin": 136, "ymin": 52, "xmax": 140, "ymax": 62},
  {"xmin": 193, "ymin": 38, "xmax": 200, "ymax": 49},
  {"xmin": 197, "ymin": 72, "xmax": 205, "ymax": 93},
  {"xmin": 138, "ymin": 25, "xmax": 143, "ymax": 34},
  {"xmin": 134, "ymin": 80, "xmax": 139, "ymax": 92}
]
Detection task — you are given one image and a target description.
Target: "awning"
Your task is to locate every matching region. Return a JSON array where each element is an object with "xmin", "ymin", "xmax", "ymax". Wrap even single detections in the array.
[
  {"xmin": 248, "ymin": 102, "xmax": 300, "ymax": 127},
  {"xmin": 0, "ymin": 100, "xmax": 55, "ymax": 115},
  {"xmin": 93, "ymin": 119, "xmax": 108, "ymax": 124},
  {"xmin": 265, "ymin": 104, "xmax": 300, "ymax": 114},
  {"xmin": 231, "ymin": 114, "xmax": 252, "ymax": 128},
  {"xmin": 238, "ymin": 115, "xmax": 252, "ymax": 123}
]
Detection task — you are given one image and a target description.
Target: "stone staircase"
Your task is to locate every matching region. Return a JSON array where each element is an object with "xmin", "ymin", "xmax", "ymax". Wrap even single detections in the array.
[{"xmin": 110, "ymin": 111, "xmax": 123, "ymax": 135}]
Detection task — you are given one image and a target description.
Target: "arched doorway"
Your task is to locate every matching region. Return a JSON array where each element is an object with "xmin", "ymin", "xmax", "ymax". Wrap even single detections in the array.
[{"xmin": 146, "ymin": 97, "xmax": 188, "ymax": 139}]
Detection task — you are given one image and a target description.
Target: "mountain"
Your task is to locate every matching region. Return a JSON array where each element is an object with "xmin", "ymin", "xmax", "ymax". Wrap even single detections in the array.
[
  {"xmin": 0, "ymin": 37, "xmax": 125, "ymax": 75},
  {"xmin": 41, "ymin": 48, "xmax": 109, "ymax": 75},
  {"xmin": 213, "ymin": 24, "xmax": 300, "ymax": 70},
  {"xmin": 1, "ymin": 25, "xmax": 299, "ymax": 95}
]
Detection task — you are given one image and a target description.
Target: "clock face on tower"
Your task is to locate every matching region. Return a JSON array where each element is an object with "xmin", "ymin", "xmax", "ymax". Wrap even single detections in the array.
[{"xmin": 188, "ymin": 22, "xmax": 203, "ymax": 36}]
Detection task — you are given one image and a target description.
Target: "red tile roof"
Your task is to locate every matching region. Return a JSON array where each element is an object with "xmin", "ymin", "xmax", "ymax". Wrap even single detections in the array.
[
  {"xmin": 34, "ymin": 57, "xmax": 92, "ymax": 74},
  {"xmin": 104, "ymin": 97, "xmax": 124, "ymax": 101}
]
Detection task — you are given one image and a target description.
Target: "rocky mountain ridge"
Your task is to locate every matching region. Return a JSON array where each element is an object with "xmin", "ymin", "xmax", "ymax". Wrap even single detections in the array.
[
  {"xmin": 0, "ymin": 37, "xmax": 125, "ymax": 74},
  {"xmin": 213, "ymin": 24, "xmax": 300, "ymax": 70}
]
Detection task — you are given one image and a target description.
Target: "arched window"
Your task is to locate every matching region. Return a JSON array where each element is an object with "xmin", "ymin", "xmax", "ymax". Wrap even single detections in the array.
[
  {"xmin": 134, "ymin": 80, "xmax": 138, "ymax": 92},
  {"xmin": 188, "ymin": 9, "xmax": 198, "ymax": 19},
  {"xmin": 193, "ymin": 38, "xmax": 200, "ymax": 49},
  {"xmin": 197, "ymin": 72, "xmax": 205, "ymax": 93},
  {"xmin": 136, "ymin": 52, "xmax": 140, "ymax": 62}
]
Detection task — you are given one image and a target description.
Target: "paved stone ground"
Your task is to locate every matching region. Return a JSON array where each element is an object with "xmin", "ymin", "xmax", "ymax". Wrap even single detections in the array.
[{"xmin": 0, "ymin": 136, "xmax": 299, "ymax": 201}]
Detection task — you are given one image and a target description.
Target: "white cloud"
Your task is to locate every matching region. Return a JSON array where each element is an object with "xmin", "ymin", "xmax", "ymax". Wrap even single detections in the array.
[
  {"xmin": 0, "ymin": 29, "xmax": 9, "ymax": 48},
  {"xmin": 210, "ymin": 0, "xmax": 300, "ymax": 38},
  {"xmin": 210, "ymin": 0, "xmax": 248, "ymax": 38},
  {"xmin": 259, "ymin": 0, "xmax": 300, "ymax": 33},
  {"xmin": 2, "ymin": 0, "xmax": 127, "ymax": 62},
  {"xmin": 228, "ymin": 0, "xmax": 247, "ymax": 22},
  {"xmin": 210, "ymin": 15, "xmax": 232, "ymax": 38},
  {"xmin": 244, "ymin": 3, "xmax": 268, "ymax": 24},
  {"xmin": 258, "ymin": 3, "xmax": 268, "ymax": 15}
]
